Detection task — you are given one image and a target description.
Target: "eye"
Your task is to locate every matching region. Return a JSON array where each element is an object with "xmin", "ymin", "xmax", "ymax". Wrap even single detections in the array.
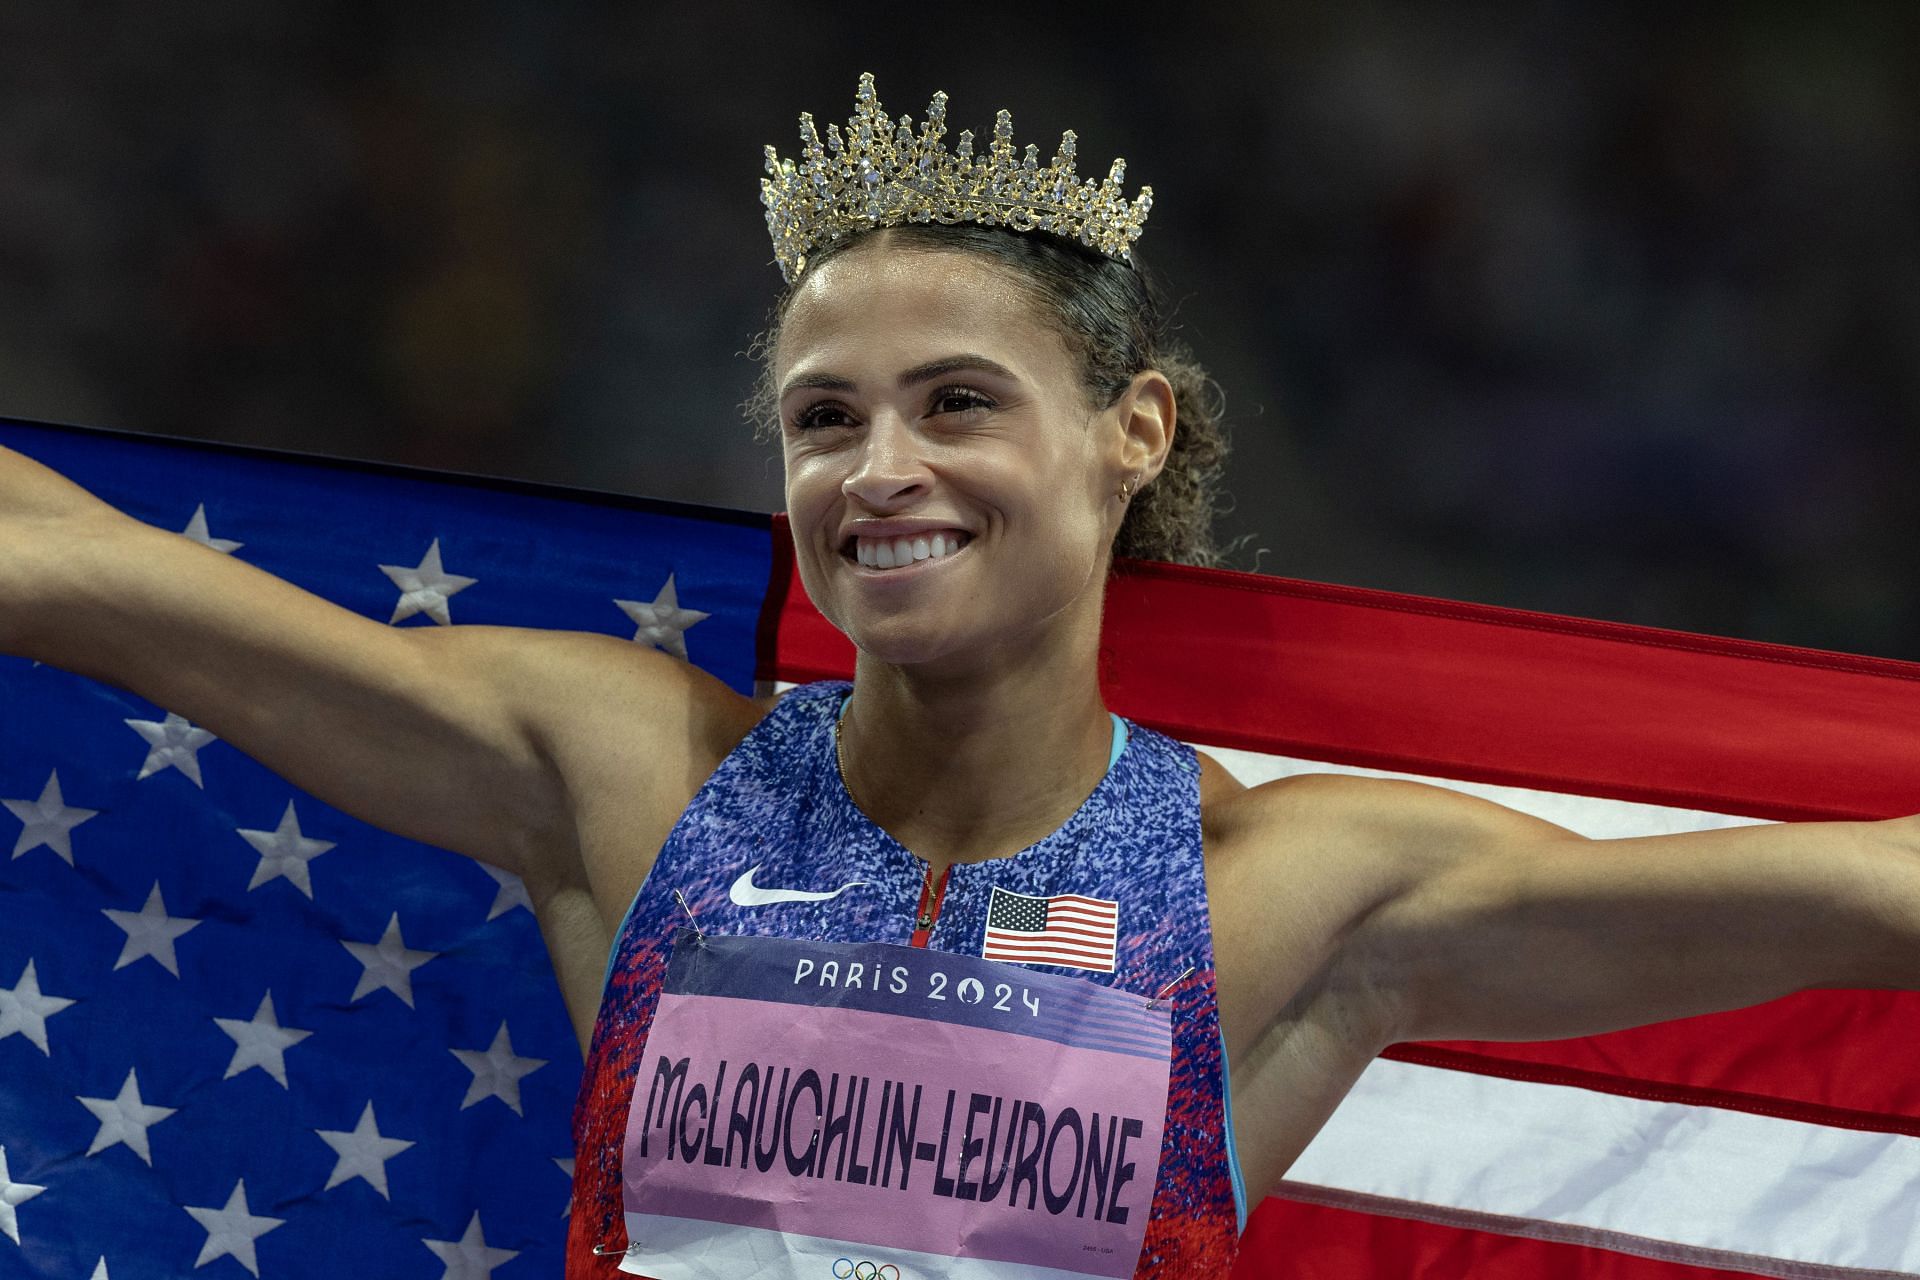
[
  {"xmin": 930, "ymin": 385, "xmax": 996, "ymax": 417},
  {"xmin": 791, "ymin": 401, "xmax": 851, "ymax": 432}
]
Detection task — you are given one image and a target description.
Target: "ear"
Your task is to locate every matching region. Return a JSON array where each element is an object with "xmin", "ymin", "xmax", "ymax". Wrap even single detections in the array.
[{"xmin": 1113, "ymin": 369, "xmax": 1176, "ymax": 484}]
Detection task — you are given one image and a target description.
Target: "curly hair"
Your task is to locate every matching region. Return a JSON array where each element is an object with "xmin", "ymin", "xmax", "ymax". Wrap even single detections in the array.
[{"xmin": 743, "ymin": 223, "xmax": 1232, "ymax": 567}]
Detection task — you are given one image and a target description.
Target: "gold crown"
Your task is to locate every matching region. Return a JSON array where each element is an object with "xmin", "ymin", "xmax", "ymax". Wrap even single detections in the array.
[{"xmin": 760, "ymin": 72, "xmax": 1154, "ymax": 284}]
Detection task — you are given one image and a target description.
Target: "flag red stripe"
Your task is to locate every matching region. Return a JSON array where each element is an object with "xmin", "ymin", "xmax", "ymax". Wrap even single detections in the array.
[
  {"xmin": 1400, "ymin": 987, "xmax": 1920, "ymax": 1130},
  {"xmin": 1231, "ymin": 1195, "xmax": 1833, "ymax": 1280}
]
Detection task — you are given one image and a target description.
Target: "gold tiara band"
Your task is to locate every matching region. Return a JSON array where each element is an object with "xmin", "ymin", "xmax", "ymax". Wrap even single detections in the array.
[{"xmin": 760, "ymin": 72, "xmax": 1154, "ymax": 284}]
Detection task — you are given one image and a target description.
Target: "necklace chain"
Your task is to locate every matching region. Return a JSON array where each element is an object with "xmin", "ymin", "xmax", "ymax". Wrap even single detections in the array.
[{"xmin": 833, "ymin": 704, "xmax": 857, "ymax": 811}]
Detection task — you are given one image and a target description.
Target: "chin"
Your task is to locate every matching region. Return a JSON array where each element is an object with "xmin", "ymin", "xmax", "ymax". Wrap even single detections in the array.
[{"xmin": 835, "ymin": 610, "xmax": 971, "ymax": 670}]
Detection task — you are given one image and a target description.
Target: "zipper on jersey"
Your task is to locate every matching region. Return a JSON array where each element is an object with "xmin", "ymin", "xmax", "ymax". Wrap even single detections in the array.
[{"xmin": 909, "ymin": 864, "xmax": 951, "ymax": 947}]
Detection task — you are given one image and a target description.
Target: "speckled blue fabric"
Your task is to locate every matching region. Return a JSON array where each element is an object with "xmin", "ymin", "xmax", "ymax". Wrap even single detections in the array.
[{"xmin": 568, "ymin": 681, "xmax": 1242, "ymax": 1276}]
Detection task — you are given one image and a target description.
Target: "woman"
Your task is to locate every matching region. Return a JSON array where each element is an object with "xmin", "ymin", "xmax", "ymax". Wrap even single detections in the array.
[{"xmin": 1, "ymin": 75, "xmax": 1915, "ymax": 1277}]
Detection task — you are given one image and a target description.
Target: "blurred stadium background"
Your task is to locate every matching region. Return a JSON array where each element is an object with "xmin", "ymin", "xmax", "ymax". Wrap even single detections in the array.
[{"xmin": 2, "ymin": 1, "xmax": 1915, "ymax": 657}]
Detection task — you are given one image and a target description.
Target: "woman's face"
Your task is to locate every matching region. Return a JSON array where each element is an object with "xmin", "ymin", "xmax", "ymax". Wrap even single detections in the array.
[{"xmin": 774, "ymin": 242, "xmax": 1154, "ymax": 672}]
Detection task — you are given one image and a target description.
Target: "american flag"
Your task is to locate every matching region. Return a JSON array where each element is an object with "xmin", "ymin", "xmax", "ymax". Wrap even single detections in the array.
[
  {"xmin": 0, "ymin": 418, "xmax": 769, "ymax": 1278},
  {"xmin": 11, "ymin": 417, "xmax": 1920, "ymax": 1278},
  {"xmin": 981, "ymin": 886, "xmax": 1119, "ymax": 973}
]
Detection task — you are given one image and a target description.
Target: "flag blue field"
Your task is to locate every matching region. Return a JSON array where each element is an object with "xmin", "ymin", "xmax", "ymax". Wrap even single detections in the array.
[{"xmin": 0, "ymin": 418, "xmax": 771, "ymax": 1278}]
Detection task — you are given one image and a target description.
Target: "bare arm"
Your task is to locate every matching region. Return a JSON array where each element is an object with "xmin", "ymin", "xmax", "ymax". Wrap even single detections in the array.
[{"xmin": 1322, "ymin": 779, "xmax": 1920, "ymax": 1044}]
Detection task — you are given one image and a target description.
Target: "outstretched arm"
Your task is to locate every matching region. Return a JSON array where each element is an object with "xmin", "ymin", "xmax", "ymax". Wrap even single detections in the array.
[
  {"xmin": 1327, "ymin": 778, "xmax": 1920, "ymax": 1044},
  {"xmin": 0, "ymin": 440, "xmax": 747, "ymax": 896},
  {"xmin": 1, "ymin": 441, "xmax": 766, "ymax": 1044},
  {"xmin": 1, "ymin": 440, "xmax": 582, "ymax": 876}
]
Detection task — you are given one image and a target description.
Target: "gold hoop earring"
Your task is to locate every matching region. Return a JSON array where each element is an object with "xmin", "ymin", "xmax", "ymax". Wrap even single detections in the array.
[{"xmin": 1117, "ymin": 474, "xmax": 1139, "ymax": 502}]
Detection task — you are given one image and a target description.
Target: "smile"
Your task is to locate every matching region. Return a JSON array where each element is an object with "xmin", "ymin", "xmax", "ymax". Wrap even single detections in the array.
[{"xmin": 847, "ymin": 531, "xmax": 971, "ymax": 570}]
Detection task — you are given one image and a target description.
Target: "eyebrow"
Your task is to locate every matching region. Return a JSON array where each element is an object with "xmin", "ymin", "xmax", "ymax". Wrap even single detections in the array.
[{"xmin": 778, "ymin": 354, "xmax": 1019, "ymax": 399}]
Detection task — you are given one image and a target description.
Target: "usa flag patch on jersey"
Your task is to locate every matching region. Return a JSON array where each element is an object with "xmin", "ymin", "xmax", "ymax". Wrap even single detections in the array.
[{"xmin": 981, "ymin": 886, "xmax": 1119, "ymax": 973}]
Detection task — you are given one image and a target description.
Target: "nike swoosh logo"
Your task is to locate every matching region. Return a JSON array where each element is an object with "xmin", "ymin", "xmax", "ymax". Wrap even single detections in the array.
[{"xmin": 728, "ymin": 865, "xmax": 869, "ymax": 907}]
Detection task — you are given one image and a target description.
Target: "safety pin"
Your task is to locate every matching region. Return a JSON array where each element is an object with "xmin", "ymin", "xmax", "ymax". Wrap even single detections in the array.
[
  {"xmin": 591, "ymin": 1241, "xmax": 639, "ymax": 1257},
  {"xmin": 1146, "ymin": 964, "xmax": 1196, "ymax": 1010},
  {"xmin": 672, "ymin": 888, "xmax": 706, "ymax": 943}
]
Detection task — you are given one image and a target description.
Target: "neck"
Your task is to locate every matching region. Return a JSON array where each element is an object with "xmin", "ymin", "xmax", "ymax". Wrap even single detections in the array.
[{"xmin": 838, "ymin": 610, "xmax": 1113, "ymax": 873}]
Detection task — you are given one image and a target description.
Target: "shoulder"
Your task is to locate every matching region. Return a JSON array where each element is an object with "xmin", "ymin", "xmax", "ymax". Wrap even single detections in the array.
[
  {"xmin": 490, "ymin": 627, "xmax": 769, "ymax": 769},
  {"xmin": 1202, "ymin": 764, "xmax": 1588, "ymax": 951},
  {"xmin": 486, "ymin": 629, "xmax": 776, "ymax": 875},
  {"xmin": 1204, "ymin": 762, "xmax": 1555, "ymax": 852}
]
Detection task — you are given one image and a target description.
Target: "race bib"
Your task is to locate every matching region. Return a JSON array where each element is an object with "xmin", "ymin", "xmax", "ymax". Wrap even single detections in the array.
[{"xmin": 618, "ymin": 931, "xmax": 1172, "ymax": 1279}]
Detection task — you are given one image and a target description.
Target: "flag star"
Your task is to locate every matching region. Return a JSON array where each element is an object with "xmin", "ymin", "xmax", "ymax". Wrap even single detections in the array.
[
  {"xmin": 554, "ymin": 1157, "xmax": 575, "ymax": 1217},
  {"xmin": 124, "ymin": 711, "xmax": 219, "ymax": 788},
  {"xmin": 214, "ymin": 992, "xmax": 313, "ymax": 1089},
  {"xmin": 102, "ymin": 883, "xmax": 202, "ymax": 978},
  {"xmin": 316, "ymin": 1102, "xmax": 415, "ymax": 1199},
  {"xmin": 614, "ymin": 573, "xmax": 709, "ymax": 660},
  {"xmin": 342, "ymin": 914, "xmax": 438, "ymax": 1008},
  {"xmin": 379, "ymin": 538, "xmax": 477, "ymax": 626},
  {"xmin": 4, "ymin": 769, "xmax": 101, "ymax": 864},
  {"xmin": 422, "ymin": 1212, "xmax": 519, "ymax": 1280},
  {"xmin": 91, "ymin": 1260, "xmax": 110, "ymax": 1280},
  {"xmin": 451, "ymin": 1022, "xmax": 546, "ymax": 1117},
  {"xmin": 0, "ymin": 1146, "xmax": 47, "ymax": 1246},
  {"xmin": 77, "ymin": 1067, "xmax": 177, "ymax": 1166},
  {"xmin": 180, "ymin": 503, "xmax": 243, "ymax": 554},
  {"xmin": 0, "ymin": 959, "xmax": 77, "ymax": 1056},
  {"xmin": 236, "ymin": 801, "xmax": 336, "ymax": 898},
  {"xmin": 183, "ymin": 1179, "xmax": 284, "ymax": 1278},
  {"xmin": 479, "ymin": 863, "xmax": 531, "ymax": 920}
]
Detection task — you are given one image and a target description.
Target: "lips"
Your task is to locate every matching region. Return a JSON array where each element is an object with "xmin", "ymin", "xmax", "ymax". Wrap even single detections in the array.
[{"xmin": 850, "ymin": 530, "xmax": 970, "ymax": 569}]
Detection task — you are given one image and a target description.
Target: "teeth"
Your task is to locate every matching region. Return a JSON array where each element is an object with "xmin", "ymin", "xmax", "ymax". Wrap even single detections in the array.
[{"xmin": 852, "ymin": 531, "xmax": 967, "ymax": 570}]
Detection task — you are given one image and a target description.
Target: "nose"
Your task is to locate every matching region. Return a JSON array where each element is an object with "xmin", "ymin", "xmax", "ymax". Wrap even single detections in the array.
[{"xmin": 841, "ymin": 413, "xmax": 931, "ymax": 510}]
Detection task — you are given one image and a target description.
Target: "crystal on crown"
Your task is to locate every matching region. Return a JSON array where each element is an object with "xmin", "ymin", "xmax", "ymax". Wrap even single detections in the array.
[{"xmin": 760, "ymin": 73, "xmax": 1154, "ymax": 284}]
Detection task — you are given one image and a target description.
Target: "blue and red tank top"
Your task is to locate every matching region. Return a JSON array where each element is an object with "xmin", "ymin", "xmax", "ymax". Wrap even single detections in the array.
[{"xmin": 566, "ymin": 681, "xmax": 1246, "ymax": 1275}]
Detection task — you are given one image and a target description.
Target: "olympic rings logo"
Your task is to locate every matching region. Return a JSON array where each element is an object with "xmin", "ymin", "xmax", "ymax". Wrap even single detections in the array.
[{"xmin": 831, "ymin": 1260, "xmax": 901, "ymax": 1280}]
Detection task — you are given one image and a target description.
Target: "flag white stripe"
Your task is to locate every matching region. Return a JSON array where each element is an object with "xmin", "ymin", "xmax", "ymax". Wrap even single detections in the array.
[
  {"xmin": 1202, "ymin": 746, "xmax": 1769, "ymax": 839},
  {"xmin": 1286, "ymin": 1057, "xmax": 1920, "ymax": 1273}
]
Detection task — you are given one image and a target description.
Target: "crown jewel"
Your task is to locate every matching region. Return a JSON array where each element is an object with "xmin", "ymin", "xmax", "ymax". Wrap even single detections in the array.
[{"xmin": 760, "ymin": 73, "xmax": 1154, "ymax": 284}]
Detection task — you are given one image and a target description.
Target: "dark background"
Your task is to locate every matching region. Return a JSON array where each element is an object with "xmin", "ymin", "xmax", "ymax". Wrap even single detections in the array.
[{"xmin": 4, "ymin": 2, "xmax": 1915, "ymax": 658}]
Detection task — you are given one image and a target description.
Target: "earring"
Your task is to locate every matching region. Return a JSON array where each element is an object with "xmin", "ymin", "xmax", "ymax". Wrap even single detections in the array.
[{"xmin": 1117, "ymin": 474, "xmax": 1139, "ymax": 502}]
